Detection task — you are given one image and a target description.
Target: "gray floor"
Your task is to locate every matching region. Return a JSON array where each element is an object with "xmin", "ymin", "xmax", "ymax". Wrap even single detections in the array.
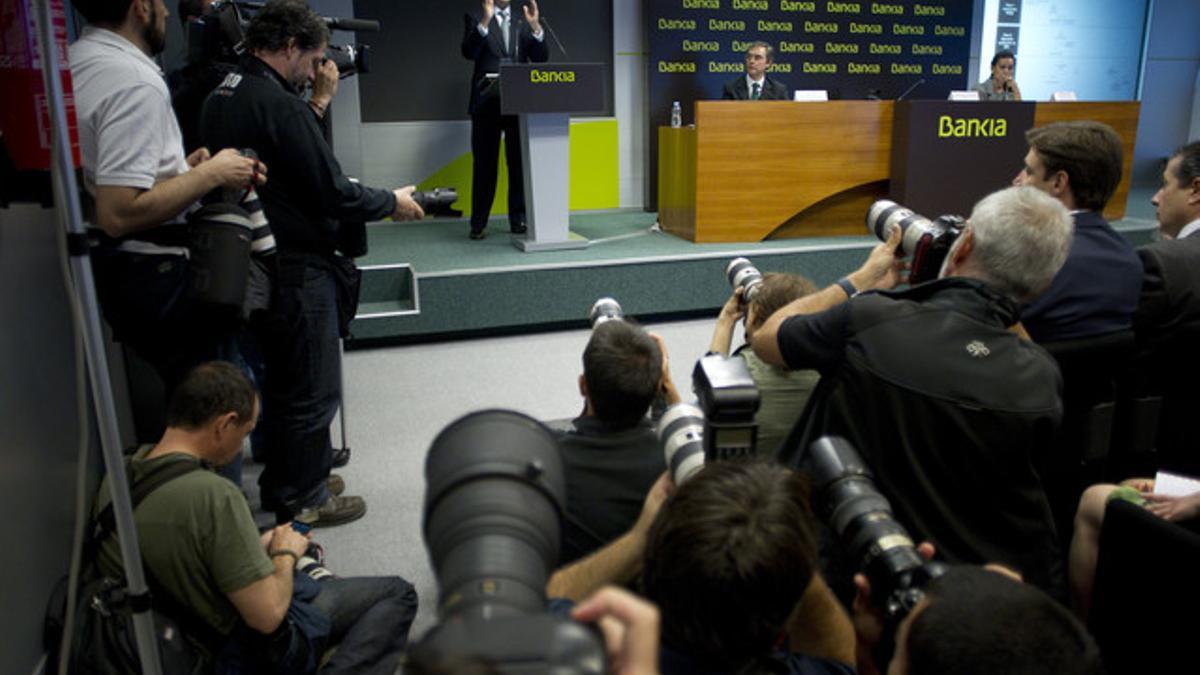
[{"xmin": 303, "ymin": 315, "xmax": 731, "ymax": 640}]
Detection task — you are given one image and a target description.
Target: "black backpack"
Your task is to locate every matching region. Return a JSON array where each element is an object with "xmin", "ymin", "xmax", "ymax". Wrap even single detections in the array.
[{"xmin": 44, "ymin": 457, "xmax": 220, "ymax": 674}]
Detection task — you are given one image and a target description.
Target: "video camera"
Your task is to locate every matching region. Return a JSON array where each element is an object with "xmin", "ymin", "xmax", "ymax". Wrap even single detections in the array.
[
  {"xmin": 657, "ymin": 355, "xmax": 760, "ymax": 485},
  {"xmin": 409, "ymin": 410, "xmax": 606, "ymax": 675},
  {"xmin": 808, "ymin": 436, "xmax": 946, "ymax": 625},
  {"xmin": 866, "ymin": 200, "xmax": 965, "ymax": 285},
  {"xmin": 187, "ymin": 0, "xmax": 378, "ymax": 79}
]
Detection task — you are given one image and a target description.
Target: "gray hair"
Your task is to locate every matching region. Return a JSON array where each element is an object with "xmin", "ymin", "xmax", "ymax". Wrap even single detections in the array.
[{"xmin": 967, "ymin": 186, "xmax": 1073, "ymax": 302}]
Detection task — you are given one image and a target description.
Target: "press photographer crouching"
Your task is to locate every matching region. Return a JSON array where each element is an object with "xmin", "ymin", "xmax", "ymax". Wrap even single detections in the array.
[
  {"xmin": 544, "ymin": 299, "xmax": 681, "ymax": 565},
  {"xmin": 545, "ymin": 457, "xmax": 856, "ymax": 675},
  {"xmin": 711, "ymin": 260, "xmax": 821, "ymax": 458},
  {"xmin": 753, "ymin": 186, "xmax": 1075, "ymax": 599},
  {"xmin": 198, "ymin": 0, "xmax": 426, "ymax": 527}
]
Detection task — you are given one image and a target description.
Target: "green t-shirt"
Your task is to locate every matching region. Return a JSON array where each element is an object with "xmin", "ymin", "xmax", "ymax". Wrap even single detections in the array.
[
  {"xmin": 739, "ymin": 348, "xmax": 821, "ymax": 459},
  {"xmin": 93, "ymin": 447, "xmax": 274, "ymax": 637}
]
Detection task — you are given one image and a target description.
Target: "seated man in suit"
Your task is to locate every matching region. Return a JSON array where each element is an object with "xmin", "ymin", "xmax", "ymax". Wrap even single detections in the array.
[
  {"xmin": 722, "ymin": 42, "xmax": 789, "ymax": 101},
  {"xmin": 544, "ymin": 320, "xmax": 680, "ymax": 565},
  {"xmin": 1012, "ymin": 121, "xmax": 1143, "ymax": 343},
  {"xmin": 1135, "ymin": 141, "xmax": 1200, "ymax": 471}
]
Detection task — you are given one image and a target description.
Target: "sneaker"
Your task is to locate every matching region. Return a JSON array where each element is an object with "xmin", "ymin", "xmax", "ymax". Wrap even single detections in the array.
[
  {"xmin": 326, "ymin": 474, "xmax": 345, "ymax": 497},
  {"xmin": 332, "ymin": 446, "xmax": 351, "ymax": 469},
  {"xmin": 298, "ymin": 542, "xmax": 335, "ymax": 581},
  {"xmin": 294, "ymin": 494, "xmax": 367, "ymax": 528}
]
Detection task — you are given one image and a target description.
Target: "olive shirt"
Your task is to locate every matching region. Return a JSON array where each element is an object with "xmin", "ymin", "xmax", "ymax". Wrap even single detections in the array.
[
  {"xmin": 94, "ymin": 447, "xmax": 274, "ymax": 636},
  {"xmin": 737, "ymin": 346, "xmax": 820, "ymax": 459}
]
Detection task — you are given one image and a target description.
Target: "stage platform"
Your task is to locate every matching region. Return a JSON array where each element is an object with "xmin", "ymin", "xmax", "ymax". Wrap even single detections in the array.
[{"xmin": 349, "ymin": 191, "xmax": 1161, "ymax": 347}]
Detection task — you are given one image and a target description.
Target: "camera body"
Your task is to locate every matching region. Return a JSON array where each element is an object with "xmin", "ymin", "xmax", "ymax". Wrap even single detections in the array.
[
  {"xmin": 657, "ymin": 356, "xmax": 760, "ymax": 485},
  {"xmin": 866, "ymin": 200, "xmax": 964, "ymax": 285},
  {"xmin": 188, "ymin": 1, "xmax": 372, "ymax": 78},
  {"xmin": 412, "ymin": 410, "xmax": 606, "ymax": 675},
  {"xmin": 808, "ymin": 436, "xmax": 945, "ymax": 622}
]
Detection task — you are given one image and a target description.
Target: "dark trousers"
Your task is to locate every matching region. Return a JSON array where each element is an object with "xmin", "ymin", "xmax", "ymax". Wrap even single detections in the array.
[
  {"xmin": 216, "ymin": 575, "xmax": 418, "ymax": 674},
  {"xmin": 256, "ymin": 255, "xmax": 339, "ymax": 515},
  {"xmin": 92, "ymin": 247, "xmax": 240, "ymax": 397},
  {"xmin": 470, "ymin": 108, "xmax": 526, "ymax": 229}
]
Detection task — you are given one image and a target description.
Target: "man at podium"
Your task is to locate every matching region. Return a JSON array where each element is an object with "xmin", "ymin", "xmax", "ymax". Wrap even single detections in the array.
[
  {"xmin": 461, "ymin": 0, "xmax": 549, "ymax": 240},
  {"xmin": 721, "ymin": 42, "xmax": 789, "ymax": 101}
]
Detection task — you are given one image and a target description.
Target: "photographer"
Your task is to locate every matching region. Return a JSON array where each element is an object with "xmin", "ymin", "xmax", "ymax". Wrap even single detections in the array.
[
  {"xmin": 199, "ymin": 0, "xmax": 424, "ymax": 527},
  {"xmin": 545, "ymin": 321, "xmax": 681, "ymax": 565},
  {"xmin": 548, "ymin": 462, "xmax": 855, "ymax": 675},
  {"xmin": 854, "ymin": 566, "xmax": 1101, "ymax": 675},
  {"xmin": 753, "ymin": 186, "xmax": 1074, "ymax": 597},
  {"xmin": 93, "ymin": 362, "xmax": 418, "ymax": 673},
  {"xmin": 710, "ymin": 272, "xmax": 820, "ymax": 458},
  {"xmin": 69, "ymin": 0, "xmax": 266, "ymax": 397}
]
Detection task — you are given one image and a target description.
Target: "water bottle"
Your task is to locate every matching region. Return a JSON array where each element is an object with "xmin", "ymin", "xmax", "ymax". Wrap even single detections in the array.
[{"xmin": 670, "ymin": 101, "xmax": 682, "ymax": 128}]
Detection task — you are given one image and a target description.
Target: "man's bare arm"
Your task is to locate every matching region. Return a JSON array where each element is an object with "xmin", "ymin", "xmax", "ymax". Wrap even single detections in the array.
[
  {"xmin": 225, "ymin": 524, "xmax": 306, "ymax": 634},
  {"xmin": 547, "ymin": 473, "xmax": 672, "ymax": 601},
  {"xmin": 752, "ymin": 228, "xmax": 904, "ymax": 366},
  {"xmin": 94, "ymin": 149, "xmax": 264, "ymax": 238}
]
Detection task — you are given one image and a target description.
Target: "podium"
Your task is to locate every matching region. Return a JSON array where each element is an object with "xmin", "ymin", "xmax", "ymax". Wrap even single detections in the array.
[{"xmin": 500, "ymin": 63, "xmax": 606, "ymax": 252}]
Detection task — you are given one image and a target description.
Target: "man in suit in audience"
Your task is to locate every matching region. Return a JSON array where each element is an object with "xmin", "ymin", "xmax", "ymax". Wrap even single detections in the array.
[
  {"xmin": 722, "ymin": 42, "xmax": 789, "ymax": 101},
  {"xmin": 1134, "ymin": 141, "xmax": 1200, "ymax": 472},
  {"xmin": 544, "ymin": 320, "xmax": 680, "ymax": 565},
  {"xmin": 547, "ymin": 462, "xmax": 855, "ymax": 675},
  {"xmin": 461, "ymin": 0, "xmax": 549, "ymax": 240},
  {"xmin": 753, "ymin": 186, "xmax": 1074, "ymax": 599},
  {"xmin": 1012, "ymin": 121, "xmax": 1143, "ymax": 343}
]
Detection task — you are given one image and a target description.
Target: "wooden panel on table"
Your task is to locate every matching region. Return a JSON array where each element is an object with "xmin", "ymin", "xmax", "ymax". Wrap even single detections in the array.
[
  {"xmin": 1033, "ymin": 102, "xmax": 1141, "ymax": 221},
  {"xmin": 692, "ymin": 101, "xmax": 893, "ymax": 242},
  {"xmin": 658, "ymin": 126, "xmax": 697, "ymax": 241},
  {"xmin": 768, "ymin": 181, "xmax": 890, "ymax": 239}
]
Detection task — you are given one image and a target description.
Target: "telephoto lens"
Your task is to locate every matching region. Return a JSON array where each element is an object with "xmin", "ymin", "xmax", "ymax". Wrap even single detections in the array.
[
  {"xmin": 414, "ymin": 409, "xmax": 607, "ymax": 674},
  {"xmin": 808, "ymin": 436, "xmax": 945, "ymax": 623},
  {"xmin": 588, "ymin": 297, "xmax": 624, "ymax": 327},
  {"xmin": 865, "ymin": 200, "xmax": 964, "ymax": 284},
  {"xmin": 411, "ymin": 187, "xmax": 460, "ymax": 217},
  {"xmin": 657, "ymin": 403, "xmax": 706, "ymax": 486},
  {"xmin": 725, "ymin": 257, "xmax": 763, "ymax": 303}
]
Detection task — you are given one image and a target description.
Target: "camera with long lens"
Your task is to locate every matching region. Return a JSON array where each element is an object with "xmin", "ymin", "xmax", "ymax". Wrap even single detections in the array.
[
  {"xmin": 808, "ymin": 436, "xmax": 945, "ymax": 623},
  {"xmin": 189, "ymin": 1, "xmax": 378, "ymax": 80},
  {"xmin": 656, "ymin": 355, "xmax": 760, "ymax": 485},
  {"xmin": 410, "ymin": 410, "xmax": 606, "ymax": 675},
  {"xmin": 411, "ymin": 188, "xmax": 461, "ymax": 218},
  {"xmin": 866, "ymin": 200, "xmax": 964, "ymax": 285},
  {"xmin": 588, "ymin": 297, "xmax": 624, "ymax": 327},
  {"xmin": 726, "ymin": 257, "xmax": 763, "ymax": 303},
  {"xmin": 324, "ymin": 43, "xmax": 369, "ymax": 79}
]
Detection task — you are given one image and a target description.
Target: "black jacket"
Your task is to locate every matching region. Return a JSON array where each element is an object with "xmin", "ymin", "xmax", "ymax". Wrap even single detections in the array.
[
  {"xmin": 722, "ymin": 76, "xmax": 789, "ymax": 101},
  {"xmin": 779, "ymin": 278, "xmax": 1066, "ymax": 597},
  {"xmin": 461, "ymin": 10, "xmax": 549, "ymax": 116},
  {"xmin": 199, "ymin": 55, "xmax": 395, "ymax": 256}
]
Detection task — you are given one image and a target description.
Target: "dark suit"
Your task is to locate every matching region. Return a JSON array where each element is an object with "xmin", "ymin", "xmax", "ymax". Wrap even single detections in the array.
[
  {"xmin": 721, "ymin": 76, "xmax": 789, "ymax": 101},
  {"xmin": 1021, "ymin": 210, "xmax": 1143, "ymax": 343},
  {"xmin": 1134, "ymin": 229, "xmax": 1200, "ymax": 471},
  {"xmin": 461, "ymin": 10, "xmax": 549, "ymax": 232}
]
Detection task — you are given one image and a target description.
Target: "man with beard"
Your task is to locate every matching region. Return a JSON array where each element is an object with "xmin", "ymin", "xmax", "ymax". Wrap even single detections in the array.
[
  {"xmin": 200, "ymin": 0, "xmax": 424, "ymax": 527},
  {"xmin": 70, "ymin": 0, "xmax": 265, "ymax": 396}
]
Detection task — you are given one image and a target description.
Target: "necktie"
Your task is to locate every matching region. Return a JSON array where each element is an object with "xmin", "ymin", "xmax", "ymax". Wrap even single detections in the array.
[
  {"xmin": 751, "ymin": 82, "xmax": 761, "ymax": 100},
  {"xmin": 499, "ymin": 10, "xmax": 510, "ymax": 54}
]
